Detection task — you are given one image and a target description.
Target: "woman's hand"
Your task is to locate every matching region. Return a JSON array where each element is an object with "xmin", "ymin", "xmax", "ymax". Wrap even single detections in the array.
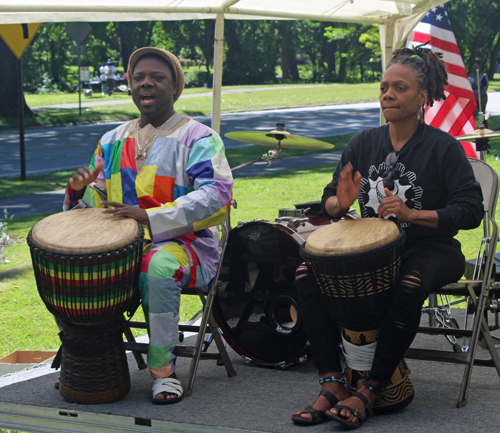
[
  {"xmin": 337, "ymin": 162, "xmax": 362, "ymax": 211},
  {"xmin": 324, "ymin": 163, "xmax": 362, "ymax": 218},
  {"xmin": 379, "ymin": 189, "xmax": 439, "ymax": 228},
  {"xmin": 100, "ymin": 201, "xmax": 149, "ymax": 225},
  {"xmin": 378, "ymin": 188, "xmax": 413, "ymax": 222},
  {"xmin": 69, "ymin": 161, "xmax": 105, "ymax": 191}
]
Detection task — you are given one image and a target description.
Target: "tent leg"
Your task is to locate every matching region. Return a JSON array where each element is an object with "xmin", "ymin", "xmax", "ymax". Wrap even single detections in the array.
[
  {"xmin": 378, "ymin": 23, "xmax": 394, "ymax": 126},
  {"xmin": 211, "ymin": 13, "xmax": 225, "ymax": 133}
]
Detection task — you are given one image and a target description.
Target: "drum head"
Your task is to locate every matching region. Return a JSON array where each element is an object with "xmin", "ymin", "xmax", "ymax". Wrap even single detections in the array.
[
  {"xmin": 214, "ymin": 221, "xmax": 308, "ymax": 366},
  {"xmin": 305, "ymin": 218, "xmax": 400, "ymax": 255},
  {"xmin": 31, "ymin": 208, "xmax": 140, "ymax": 253}
]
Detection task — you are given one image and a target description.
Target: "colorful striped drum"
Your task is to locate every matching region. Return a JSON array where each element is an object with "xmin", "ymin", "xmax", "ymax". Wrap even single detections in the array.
[
  {"xmin": 28, "ymin": 208, "xmax": 144, "ymax": 404},
  {"xmin": 28, "ymin": 208, "xmax": 144, "ymax": 323}
]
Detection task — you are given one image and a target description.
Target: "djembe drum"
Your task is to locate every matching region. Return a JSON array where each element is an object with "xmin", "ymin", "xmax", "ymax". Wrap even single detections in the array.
[
  {"xmin": 28, "ymin": 208, "xmax": 144, "ymax": 404},
  {"xmin": 300, "ymin": 218, "xmax": 414, "ymax": 413}
]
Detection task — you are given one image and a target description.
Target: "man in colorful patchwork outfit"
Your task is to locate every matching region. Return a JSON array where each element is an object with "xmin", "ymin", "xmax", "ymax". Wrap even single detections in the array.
[{"xmin": 64, "ymin": 47, "xmax": 233, "ymax": 405}]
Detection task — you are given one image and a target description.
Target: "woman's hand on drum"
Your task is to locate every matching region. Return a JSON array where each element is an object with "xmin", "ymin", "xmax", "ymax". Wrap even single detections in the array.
[
  {"xmin": 69, "ymin": 161, "xmax": 105, "ymax": 191},
  {"xmin": 100, "ymin": 201, "xmax": 150, "ymax": 225},
  {"xmin": 380, "ymin": 189, "xmax": 439, "ymax": 228},
  {"xmin": 337, "ymin": 163, "xmax": 362, "ymax": 211},
  {"xmin": 379, "ymin": 189, "xmax": 413, "ymax": 222}
]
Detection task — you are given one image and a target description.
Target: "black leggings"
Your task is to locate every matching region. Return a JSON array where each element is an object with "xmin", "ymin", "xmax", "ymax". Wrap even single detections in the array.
[{"xmin": 296, "ymin": 241, "xmax": 465, "ymax": 387}]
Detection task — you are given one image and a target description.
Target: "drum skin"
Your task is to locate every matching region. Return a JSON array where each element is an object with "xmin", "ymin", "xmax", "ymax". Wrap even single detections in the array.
[{"xmin": 213, "ymin": 216, "xmax": 336, "ymax": 366}]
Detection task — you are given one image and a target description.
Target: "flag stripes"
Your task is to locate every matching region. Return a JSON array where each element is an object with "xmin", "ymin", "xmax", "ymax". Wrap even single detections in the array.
[{"xmin": 406, "ymin": 4, "xmax": 478, "ymax": 158}]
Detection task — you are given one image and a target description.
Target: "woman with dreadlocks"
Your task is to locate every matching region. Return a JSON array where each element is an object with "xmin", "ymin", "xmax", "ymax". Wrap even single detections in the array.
[{"xmin": 292, "ymin": 45, "xmax": 483, "ymax": 429}]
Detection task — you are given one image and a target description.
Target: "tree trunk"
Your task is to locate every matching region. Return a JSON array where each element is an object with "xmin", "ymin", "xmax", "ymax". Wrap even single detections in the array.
[
  {"xmin": 337, "ymin": 39, "xmax": 347, "ymax": 82},
  {"xmin": 279, "ymin": 22, "xmax": 300, "ymax": 81},
  {"xmin": 488, "ymin": 32, "xmax": 500, "ymax": 79},
  {"xmin": 0, "ymin": 38, "xmax": 35, "ymax": 118},
  {"xmin": 115, "ymin": 22, "xmax": 155, "ymax": 70}
]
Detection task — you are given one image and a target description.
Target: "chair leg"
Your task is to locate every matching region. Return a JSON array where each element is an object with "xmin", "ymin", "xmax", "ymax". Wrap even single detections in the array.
[
  {"xmin": 207, "ymin": 312, "xmax": 237, "ymax": 378},
  {"xmin": 121, "ymin": 315, "xmax": 148, "ymax": 370},
  {"xmin": 184, "ymin": 292, "xmax": 215, "ymax": 397},
  {"xmin": 183, "ymin": 290, "xmax": 237, "ymax": 397}
]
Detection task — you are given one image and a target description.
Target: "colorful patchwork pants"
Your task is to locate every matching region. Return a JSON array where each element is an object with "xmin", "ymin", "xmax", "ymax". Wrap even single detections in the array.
[{"xmin": 139, "ymin": 239, "xmax": 204, "ymax": 378}]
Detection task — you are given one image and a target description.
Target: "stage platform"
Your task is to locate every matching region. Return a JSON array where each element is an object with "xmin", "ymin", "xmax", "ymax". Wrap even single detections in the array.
[{"xmin": 1, "ymin": 316, "xmax": 499, "ymax": 433}]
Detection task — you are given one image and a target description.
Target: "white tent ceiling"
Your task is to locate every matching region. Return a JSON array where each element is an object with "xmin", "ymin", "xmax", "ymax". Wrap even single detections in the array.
[
  {"xmin": 0, "ymin": 0, "xmax": 450, "ymax": 131},
  {"xmin": 0, "ymin": 1, "xmax": 449, "ymax": 25}
]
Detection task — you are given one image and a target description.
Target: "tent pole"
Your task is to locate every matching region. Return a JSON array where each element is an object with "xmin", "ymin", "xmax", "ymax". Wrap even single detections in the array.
[
  {"xmin": 211, "ymin": 13, "xmax": 225, "ymax": 133},
  {"xmin": 378, "ymin": 22, "xmax": 394, "ymax": 126}
]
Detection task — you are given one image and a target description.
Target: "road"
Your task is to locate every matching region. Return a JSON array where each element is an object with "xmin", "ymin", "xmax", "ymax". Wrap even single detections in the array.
[
  {"xmin": 1, "ymin": 92, "xmax": 500, "ymax": 179},
  {"xmin": 0, "ymin": 102, "xmax": 380, "ymax": 178}
]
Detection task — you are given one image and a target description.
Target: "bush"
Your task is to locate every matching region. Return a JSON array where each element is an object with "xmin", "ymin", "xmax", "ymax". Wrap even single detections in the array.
[{"xmin": 36, "ymin": 74, "xmax": 61, "ymax": 94}]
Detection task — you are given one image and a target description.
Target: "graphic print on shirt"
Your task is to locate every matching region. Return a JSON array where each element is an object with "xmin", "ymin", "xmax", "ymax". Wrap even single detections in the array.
[{"xmin": 358, "ymin": 162, "xmax": 423, "ymax": 228}]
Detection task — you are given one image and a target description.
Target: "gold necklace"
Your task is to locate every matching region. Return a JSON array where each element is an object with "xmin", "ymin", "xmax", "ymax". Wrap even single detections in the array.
[{"xmin": 135, "ymin": 119, "xmax": 168, "ymax": 161}]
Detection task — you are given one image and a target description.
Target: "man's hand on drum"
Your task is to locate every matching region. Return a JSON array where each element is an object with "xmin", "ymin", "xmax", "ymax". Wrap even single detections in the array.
[
  {"xmin": 100, "ymin": 201, "xmax": 149, "ymax": 225},
  {"xmin": 378, "ymin": 189, "xmax": 413, "ymax": 222},
  {"xmin": 69, "ymin": 161, "xmax": 105, "ymax": 191}
]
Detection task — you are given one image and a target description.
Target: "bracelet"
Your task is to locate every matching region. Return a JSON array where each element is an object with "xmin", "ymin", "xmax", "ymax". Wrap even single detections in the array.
[
  {"xmin": 319, "ymin": 376, "xmax": 345, "ymax": 385},
  {"xmin": 362, "ymin": 380, "xmax": 384, "ymax": 398}
]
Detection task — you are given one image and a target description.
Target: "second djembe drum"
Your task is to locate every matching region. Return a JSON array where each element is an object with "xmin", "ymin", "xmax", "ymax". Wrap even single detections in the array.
[
  {"xmin": 300, "ymin": 218, "xmax": 414, "ymax": 413},
  {"xmin": 28, "ymin": 208, "xmax": 144, "ymax": 404}
]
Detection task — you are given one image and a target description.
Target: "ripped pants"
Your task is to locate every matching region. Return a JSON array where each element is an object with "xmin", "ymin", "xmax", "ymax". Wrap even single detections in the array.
[{"xmin": 296, "ymin": 241, "xmax": 465, "ymax": 387}]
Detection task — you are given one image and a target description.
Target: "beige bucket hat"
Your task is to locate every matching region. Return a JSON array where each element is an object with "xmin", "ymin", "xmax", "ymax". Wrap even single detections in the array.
[{"xmin": 127, "ymin": 47, "xmax": 185, "ymax": 102}]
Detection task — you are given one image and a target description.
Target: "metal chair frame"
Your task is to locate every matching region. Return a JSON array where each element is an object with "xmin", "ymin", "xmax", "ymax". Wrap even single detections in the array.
[
  {"xmin": 406, "ymin": 157, "xmax": 500, "ymax": 407},
  {"xmin": 122, "ymin": 220, "xmax": 237, "ymax": 397}
]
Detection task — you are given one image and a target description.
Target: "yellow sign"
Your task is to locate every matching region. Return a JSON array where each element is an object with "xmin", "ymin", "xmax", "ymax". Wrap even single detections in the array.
[{"xmin": 0, "ymin": 23, "xmax": 42, "ymax": 59}]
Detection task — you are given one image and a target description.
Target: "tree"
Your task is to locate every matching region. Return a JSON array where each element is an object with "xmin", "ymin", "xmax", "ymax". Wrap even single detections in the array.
[
  {"xmin": 0, "ymin": 37, "xmax": 35, "ymax": 118},
  {"xmin": 447, "ymin": 0, "xmax": 500, "ymax": 78},
  {"xmin": 223, "ymin": 21, "xmax": 278, "ymax": 85},
  {"xmin": 278, "ymin": 21, "xmax": 300, "ymax": 81}
]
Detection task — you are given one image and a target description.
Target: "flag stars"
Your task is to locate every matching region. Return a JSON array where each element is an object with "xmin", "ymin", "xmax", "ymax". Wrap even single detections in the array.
[{"xmin": 436, "ymin": 14, "xmax": 443, "ymax": 21}]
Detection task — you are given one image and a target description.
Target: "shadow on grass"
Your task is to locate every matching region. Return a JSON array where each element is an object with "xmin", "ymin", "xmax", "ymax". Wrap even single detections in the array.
[
  {"xmin": 183, "ymin": 110, "xmax": 206, "ymax": 116},
  {"xmin": 0, "ymin": 263, "xmax": 33, "ymax": 282}
]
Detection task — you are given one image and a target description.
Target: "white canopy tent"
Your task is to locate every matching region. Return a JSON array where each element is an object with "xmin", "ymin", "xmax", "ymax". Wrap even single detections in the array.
[{"xmin": 0, "ymin": 0, "xmax": 449, "ymax": 132}]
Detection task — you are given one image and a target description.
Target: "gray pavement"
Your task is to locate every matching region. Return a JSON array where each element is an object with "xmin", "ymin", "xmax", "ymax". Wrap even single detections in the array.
[{"xmin": 1, "ymin": 318, "xmax": 499, "ymax": 433}]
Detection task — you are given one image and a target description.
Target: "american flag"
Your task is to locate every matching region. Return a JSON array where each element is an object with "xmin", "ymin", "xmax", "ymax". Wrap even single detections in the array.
[{"xmin": 406, "ymin": 4, "xmax": 478, "ymax": 158}]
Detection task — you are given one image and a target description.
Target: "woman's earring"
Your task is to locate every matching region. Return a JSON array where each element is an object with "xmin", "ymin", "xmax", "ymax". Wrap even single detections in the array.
[{"xmin": 420, "ymin": 105, "xmax": 425, "ymax": 124}]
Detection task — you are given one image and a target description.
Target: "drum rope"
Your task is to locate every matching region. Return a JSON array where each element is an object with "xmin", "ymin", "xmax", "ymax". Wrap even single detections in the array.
[{"xmin": 341, "ymin": 334, "xmax": 377, "ymax": 371}]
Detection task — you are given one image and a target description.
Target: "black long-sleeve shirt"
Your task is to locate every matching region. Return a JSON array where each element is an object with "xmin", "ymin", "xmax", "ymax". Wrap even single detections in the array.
[{"xmin": 322, "ymin": 123, "xmax": 483, "ymax": 249}]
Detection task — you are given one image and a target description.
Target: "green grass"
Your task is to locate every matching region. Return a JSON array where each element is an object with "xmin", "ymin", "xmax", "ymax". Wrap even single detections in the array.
[{"xmin": 1, "ymin": 83, "xmax": 380, "ymax": 130}]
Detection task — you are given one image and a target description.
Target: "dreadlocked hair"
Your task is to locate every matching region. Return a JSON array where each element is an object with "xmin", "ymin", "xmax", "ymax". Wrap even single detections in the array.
[{"xmin": 387, "ymin": 43, "xmax": 448, "ymax": 107}]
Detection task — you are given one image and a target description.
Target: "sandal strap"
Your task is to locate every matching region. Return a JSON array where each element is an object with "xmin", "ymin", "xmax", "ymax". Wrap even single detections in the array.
[
  {"xmin": 334, "ymin": 404, "xmax": 366, "ymax": 423},
  {"xmin": 319, "ymin": 390, "xmax": 339, "ymax": 407},
  {"xmin": 303, "ymin": 405, "xmax": 327, "ymax": 421},
  {"xmin": 152, "ymin": 377, "xmax": 183, "ymax": 399},
  {"xmin": 352, "ymin": 392, "xmax": 374, "ymax": 418}
]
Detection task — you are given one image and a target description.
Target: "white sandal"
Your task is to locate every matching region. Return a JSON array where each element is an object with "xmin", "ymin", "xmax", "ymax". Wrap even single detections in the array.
[{"xmin": 152, "ymin": 377, "xmax": 184, "ymax": 405}]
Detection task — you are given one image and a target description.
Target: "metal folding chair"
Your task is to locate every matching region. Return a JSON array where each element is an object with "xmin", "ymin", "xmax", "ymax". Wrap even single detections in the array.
[
  {"xmin": 406, "ymin": 157, "xmax": 500, "ymax": 407},
  {"xmin": 122, "ymin": 220, "xmax": 237, "ymax": 397}
]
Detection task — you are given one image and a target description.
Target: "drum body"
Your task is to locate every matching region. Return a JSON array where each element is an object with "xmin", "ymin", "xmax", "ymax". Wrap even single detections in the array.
[
  {"xmin": 300, "ymin": 218, "xmax": 413, "ymax": 413},
  {"xmin": 300, "ymin": 218, "xmax": 405, "ymax": 331},
  {"xmin": 214, "ymin": 214, "xmax": 335, "ymax": 367},
  {"xmin": 28, "ymin": 208, "xmax": 144, "ymax": 404}
]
